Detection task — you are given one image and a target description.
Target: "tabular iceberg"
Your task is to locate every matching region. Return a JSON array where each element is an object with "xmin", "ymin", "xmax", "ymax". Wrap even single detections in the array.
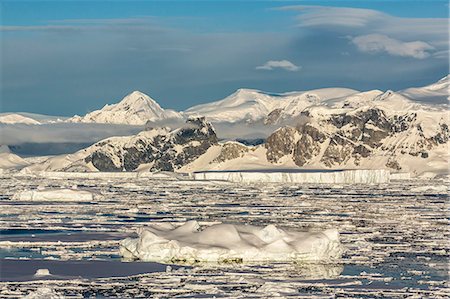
[
  {"xmin": 13, "ymin": 188, "xmax": 99, "ymax": 201},
  {"xmin": 193, "ymin": 169, "xmax": 390, "ymax": 184},
  {"xmin": 120, "ymin": 221, "xmax": 343, "ymax": 263}
]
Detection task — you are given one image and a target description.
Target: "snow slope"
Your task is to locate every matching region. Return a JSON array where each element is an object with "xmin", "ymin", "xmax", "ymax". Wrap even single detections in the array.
[
  {"xmin": 120, "ymin": 221, "xmax": 342, "ymax": 263},
  {"xmin": 69, "ymin": 91, "xmax": 182, "ymax": 125},
  {"xmin": 0, "ymin": 145, "xmax": 29, "ymax": 170}
]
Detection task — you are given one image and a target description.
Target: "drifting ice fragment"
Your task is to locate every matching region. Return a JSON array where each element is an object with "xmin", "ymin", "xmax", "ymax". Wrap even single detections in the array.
[
  {"xmin": 120, "ymin": 221, "xmax": 342, "ymax": 263},
  {"xmin": 34, "ymin": 269, "xmax": 51, "ymax": 277}
]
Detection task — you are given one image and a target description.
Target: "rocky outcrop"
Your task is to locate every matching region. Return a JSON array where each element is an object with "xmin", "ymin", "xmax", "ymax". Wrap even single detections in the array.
[
  {"xmin": 265, "ymin": 127, "xmax": 299, "ymax": 163},
  {"xmin": 213, "ymin": 142, "xmax": 250, "ymax": 163},
  {"xmin": 84, "ymin": 117, "xmax": 218, "ymax": 172},
  {"xmin": 264, "ymin": 107, "xmax": 450, "ymax": 170}
]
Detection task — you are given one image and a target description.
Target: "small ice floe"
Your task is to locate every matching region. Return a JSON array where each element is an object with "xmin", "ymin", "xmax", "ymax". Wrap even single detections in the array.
[
  {"xmin": 23, "ymin": 287, "xmax": 64, "ymax": 299},
  {"xmin": 120, "ymin": 221, "xmax": 342, "ymax": 263},
  {"xmin": 13, "ymin": 188, "xmax": 102, "ymax": 201},
  {"xmin": 410, "ymin": 185, "xmax": 448, "ymax": 194},
  {"xmin": 34, "ymin": 268, "xmax": 51, "ymax": 277}
]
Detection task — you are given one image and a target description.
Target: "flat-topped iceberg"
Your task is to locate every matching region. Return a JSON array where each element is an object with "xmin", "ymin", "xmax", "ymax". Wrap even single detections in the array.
[
  {"xmin": 120, "ymin": 221, "xmax": 342, "ymax": 263},
  {"xmin": 13, "ymin": 188, "xmax": 100, "ymax": 201},
  {"xmin": 193, "ymin": 169, "xmax": 390, "ymax": 184}
]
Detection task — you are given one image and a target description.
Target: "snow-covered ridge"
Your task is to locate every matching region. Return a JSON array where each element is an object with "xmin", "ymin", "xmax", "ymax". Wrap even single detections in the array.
[
  {"xmin": 120, "ymin": 221, "xmax": 342, "ymax": 263},
  {"xmin": 69, "ymin": 91, "xmax": 182, "ymax": 125},
  {"xmin": 185, "ymin": 88, "xmax": 358, "ymax": 123}
]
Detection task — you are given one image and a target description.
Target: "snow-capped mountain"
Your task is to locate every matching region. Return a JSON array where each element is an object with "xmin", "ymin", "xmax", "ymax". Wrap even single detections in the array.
[
  {"xmin": 10, "ymin": 75, "xmax": 450, "ymax": 177},
  {"xmin": 63, "ymin": 76, "xmax": 447, "ymax": 126},
  {"xmin": 69, "ymin": 91, "xmax": 182, "ymax": 125},
  {"xmin": 185, "ymin": 88, "xmax": 358, "ymax": 123}
]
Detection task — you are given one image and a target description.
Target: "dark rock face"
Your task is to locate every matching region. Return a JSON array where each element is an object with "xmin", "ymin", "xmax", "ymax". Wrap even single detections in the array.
[
  {"xmin": 85, "ymin": 117, "xmax": 218, "ymax": 172},
  {"xmin": 265, "ymin": 127, "xmax": 298, "ymax": 163},
  {"xmin": 264, "ymin": 107, "xmax": 449, "ymax": 169},
  {"xmin": 293, "ymin": 124, "xmax": 325, "ymax": 166},
  {"xmin": 264, "ymin": 108, "xmax": 283, "ymax": 125}
]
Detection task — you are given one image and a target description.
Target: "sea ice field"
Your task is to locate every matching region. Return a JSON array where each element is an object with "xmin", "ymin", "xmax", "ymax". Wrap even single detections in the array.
[{"xmin": 0, "ymin": 173, "xmax": 448, "ymax": 298}]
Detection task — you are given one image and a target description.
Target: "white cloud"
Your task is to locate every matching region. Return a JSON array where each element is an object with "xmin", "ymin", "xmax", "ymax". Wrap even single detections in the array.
[
  {"xmin": 277, "ymin": 5, "xmax": 447, "ymax": 59},
  {"xmin": 256, "ymin": 60, "xmax": 300, "ymax": 71},
  {"xmin": 351, "ymin": 34, "xmax": 434, "ymax": 59}
]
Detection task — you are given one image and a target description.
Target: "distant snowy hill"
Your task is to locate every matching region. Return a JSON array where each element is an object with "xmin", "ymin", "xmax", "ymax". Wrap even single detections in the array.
[
  {"xmin": 399, "ymin": 75, "xmax": 449, "ymax": 104},
  {"xmin": 68, "ymin": 91, "xmax": 182, "ymax": 125},
  {"xmin": 0, "ymin": 112, "xmax": 66, "ymax": 125},
  {"xmin": 0, "ymin": 113, "xmax": 41, "ymax": 125}
]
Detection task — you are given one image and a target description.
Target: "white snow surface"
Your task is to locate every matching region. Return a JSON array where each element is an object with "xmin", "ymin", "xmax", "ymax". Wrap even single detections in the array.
[
  {"xmin": 120, "ymin": 221, "xmax": 342, "ymax": 263},
  {"xmin": 193, "ymin": 169, "xmax": 390, "ymax": 184},
  {"xmin": 69, "ymin": 91, "xmax": 182, "ymax": 125},
  {"xmin": 13, "ymin": 188, "xmax": 99, "ymax": 201}
]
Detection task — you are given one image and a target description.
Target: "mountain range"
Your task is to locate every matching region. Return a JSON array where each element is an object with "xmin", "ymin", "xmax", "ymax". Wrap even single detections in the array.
[
  {"xmin": 2, "ymin": 76, "xmax": 447, "ymax": 126},
  {"xmin": 2, "ymin": 76, "xmax": 449, "ymax": 178}
]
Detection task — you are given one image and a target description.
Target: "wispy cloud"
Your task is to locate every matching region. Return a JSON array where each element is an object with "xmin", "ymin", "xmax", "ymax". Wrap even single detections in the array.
[
  {"xmin": 256, "ymin": 60, "xmax": 300, "ymax": 71},
  {"xmin": 278, "ymin": 5, "xmax": 383, "ymax": 28},
  {"xmin": 351, "ymin": 34, "xmax": 434, "ymax": 59}
]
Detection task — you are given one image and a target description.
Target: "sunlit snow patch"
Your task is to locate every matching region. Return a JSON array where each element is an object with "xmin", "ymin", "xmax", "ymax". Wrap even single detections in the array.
[
  {"xmin": 13, "ymin": 188, "xmax": 101, "ymax": 201},
  {"xmin": 120, "ymin": 221, "xmax": 342, "ymax": 263}
]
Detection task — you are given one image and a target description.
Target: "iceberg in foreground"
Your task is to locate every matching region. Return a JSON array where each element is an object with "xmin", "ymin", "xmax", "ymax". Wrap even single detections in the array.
[{"xmin": 120, "ymin": 221, "xmax": 342, "ymax": 263}]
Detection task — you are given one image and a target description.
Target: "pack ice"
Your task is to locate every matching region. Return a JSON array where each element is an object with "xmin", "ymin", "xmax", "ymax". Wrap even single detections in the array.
[
  {"xmin": 13, "ymin": 188, "xmax": 99, "ymax": 201},
  {"xmin": 120, "ymin": 221, "xmax": 342, "ymax": 263}
]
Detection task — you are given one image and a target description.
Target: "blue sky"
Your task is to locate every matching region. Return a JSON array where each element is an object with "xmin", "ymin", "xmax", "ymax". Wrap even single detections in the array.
[{"xmin": 1, "ymin": 1, "xmax": 448, "ymax": 116}]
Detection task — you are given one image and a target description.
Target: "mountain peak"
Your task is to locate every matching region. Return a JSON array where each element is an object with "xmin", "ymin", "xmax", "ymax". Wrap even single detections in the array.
[
  {"xmin": 120, "ymin": 91, "xmax": 155, "ymax": 104},
  {"xmin": 69, "ymin": 91, "xmax": 181, "ymax": 125},
  {"xmin": 127, "ymin": 90, "xmax": 150, "ymax": 98}
]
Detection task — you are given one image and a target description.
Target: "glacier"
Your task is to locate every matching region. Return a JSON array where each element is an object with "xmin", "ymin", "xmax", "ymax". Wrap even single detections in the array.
[
  {"xmin": 193, "ymin": 169, "xmax": 391, "ymax": 184},
  {"xmin": 120, "ymin": 221, "xmax": 342, "ymax": 263}
]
